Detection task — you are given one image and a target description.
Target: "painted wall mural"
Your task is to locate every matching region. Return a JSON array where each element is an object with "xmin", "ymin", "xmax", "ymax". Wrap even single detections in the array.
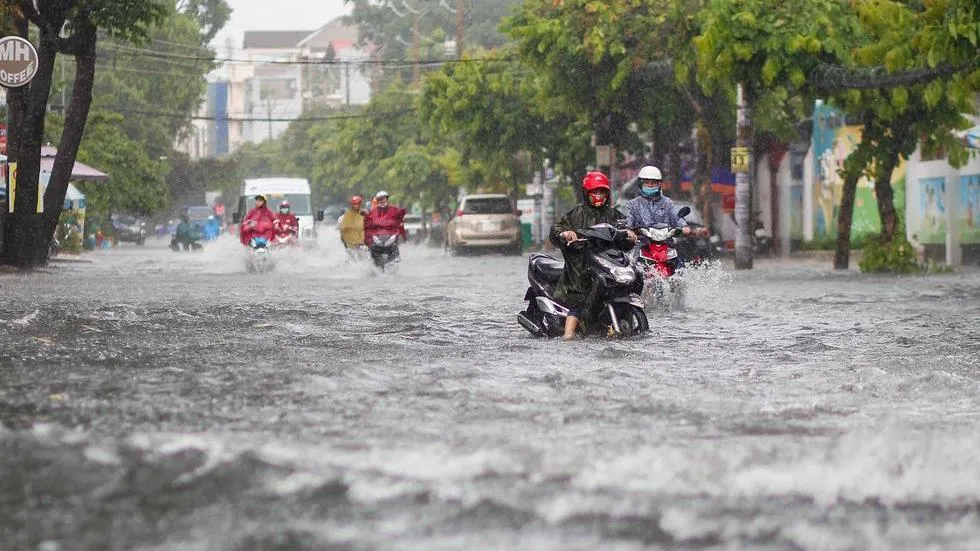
[
  {"xmin": 811, "ymin": 104, "xmax": 906, "ymax": 241},
  {"xmin": 961, "ymin": 173, "xmax": 980, "ymax": 244}
]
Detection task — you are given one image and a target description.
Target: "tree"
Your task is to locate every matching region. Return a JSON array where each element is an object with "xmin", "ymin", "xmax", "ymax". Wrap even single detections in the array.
[
  {"xmin": 825, "ymin": 0, "xmax": 980, "ymax": 269},
  {"xmin": 176, "ymin": 0, "xmax": 231, "ymax": 44},
  {"xmin": 1, "ymin": 0, "xmax": 168, "ymax": 269},
  {"xmin": 421, "ymin": 48, "xmax": 574, "ymax": 197}
]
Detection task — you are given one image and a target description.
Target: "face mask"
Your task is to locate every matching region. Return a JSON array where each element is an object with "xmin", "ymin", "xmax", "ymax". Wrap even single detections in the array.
[
  {"xmin": 587, "ymin": 191, "xmax": 608, "ymax": 207},
  {"xmin": 280, "ymin": 208, "xmax": 289, "ymax": 214},
  {"xmin": 640, "ymin": 185, "xmax": 661, "ymax": 199}
]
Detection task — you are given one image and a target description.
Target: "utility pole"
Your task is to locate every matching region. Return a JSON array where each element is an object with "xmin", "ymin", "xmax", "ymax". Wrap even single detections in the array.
[
  {"xmin": 733, "ymin": 83, "xmax": 754, "ymax": 269},
  {"xmin": 412, "ymin": 12, "xmax": 420, "ymax": 85},
  {"xmin": 345, "ymin": 62, "xmax": 351, "ymax": 106},
  {"xmin": 455, "ymin": 0, "xmax": 464, "ymax": 59}
]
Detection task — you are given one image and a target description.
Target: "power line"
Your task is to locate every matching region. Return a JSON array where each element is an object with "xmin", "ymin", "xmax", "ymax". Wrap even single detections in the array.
[
  {"xmin": 105, "ymin": 48, "xmax": 519, "ymax": 67},
  {"xmin": 113, "ymin": 108, "xmax": 417, "ymax": 123}
]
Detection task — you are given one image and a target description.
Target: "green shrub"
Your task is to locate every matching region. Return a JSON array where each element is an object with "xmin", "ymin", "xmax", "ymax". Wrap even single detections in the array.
[
  {"xmin": 55, "ymin": 211, "xmax": 84, "ymax": 253},
  {"xmin": 859, "ymin": 234, "xmax": 920, "ymax": 274}
]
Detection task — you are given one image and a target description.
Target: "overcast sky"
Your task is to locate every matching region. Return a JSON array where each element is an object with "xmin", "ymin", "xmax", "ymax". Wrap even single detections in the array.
[{"xmin": 212, "ymin": 0, "xmax": 351, "ymax": 50}]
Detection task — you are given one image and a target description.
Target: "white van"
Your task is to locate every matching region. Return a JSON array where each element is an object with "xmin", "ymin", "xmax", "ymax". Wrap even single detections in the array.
[{"xmin": 233, "ymin": 178, "xmax": 317, "ymax": 246}]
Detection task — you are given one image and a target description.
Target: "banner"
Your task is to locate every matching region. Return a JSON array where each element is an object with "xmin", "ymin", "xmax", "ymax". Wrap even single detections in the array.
[
  {"xmin": 918, "ymin": 177, "xmax": 946, "ymax": 244},
  {"xmin": 961, "ymin": 174, "xmax": 980, "ymax": 244}
]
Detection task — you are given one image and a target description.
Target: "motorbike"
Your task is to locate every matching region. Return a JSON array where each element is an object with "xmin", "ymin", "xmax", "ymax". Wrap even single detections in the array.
[
  {"xmin": 673, "ymin": 221, "xmax": 718, "ymax": 265},
  {"xmin": 634, "ymin": 206, "xmax": 691, "ymax": 311},
  {"xmin": 272, "ymin": 232, "xmax": 299, "ymax": 249},
  {"xmin": 369, "ymin": 233, "xmax": 400, "ymax": 271},
  {"xmin": 752, "ymin": 220, "xmax": 774, "ymax": 256},
  {"xmin": 517, "ymin": 223, "xmax": 648, "ymax": 339},
  {"xmin": 246, "ymin": 236, "xmax": 274, "ymax": 273},
  {"xmin": 170, "ymin": 236, "xmax": 203, "ymax": 252}
]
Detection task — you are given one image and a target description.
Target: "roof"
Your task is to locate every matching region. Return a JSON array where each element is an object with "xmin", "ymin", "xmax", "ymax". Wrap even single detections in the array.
[
  {"xmin": 41, "ymin": 146, "xmax": 109, "ymax": 181},
  {"xmin": 241, "ymin": 178, "xmax": 311, "ymax": 195},
  {"xmin": 242, "ymin": 30, "xmax": 313, "ymax": 50},
  {"xmin": 298, "ymin": 18, "xmax": 359, "ymax": 50},
  {"xmin": 0, "ymin": 147, "xmax": 108, "ymax": 181}
]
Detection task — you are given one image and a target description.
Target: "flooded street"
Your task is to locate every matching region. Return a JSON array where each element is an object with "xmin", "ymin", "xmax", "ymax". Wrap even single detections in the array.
[{"xmin": 1, "ymin": 236, "xmax": 979, "ymax": 551}]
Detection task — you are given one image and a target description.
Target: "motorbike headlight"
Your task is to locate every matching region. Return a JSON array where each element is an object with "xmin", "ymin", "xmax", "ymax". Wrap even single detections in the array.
[
  {"xmin": 611, "ymin": 267, "xmax": 636, "ymax": 283},
  {"xmin": 709, "ymin": 235, "xmax": 721, "ymax": 244}
]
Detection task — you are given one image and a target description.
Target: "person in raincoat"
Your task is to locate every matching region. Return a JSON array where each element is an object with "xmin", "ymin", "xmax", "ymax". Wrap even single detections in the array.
[
  {"xmin": 363, "ymin": 191, "xmax": 407, "ymax": 247},
  {"xmin": 172, "ymin": 213, "xmax": 201, "ymax": 250},
  {"xmin": 338, "ymin": 195, "xmax": 367, "ymax": 249},
  {"xmin": 239, "ymin": 195, "xmax": 276, "ymax": 246},
  {"xmin": 550, "ymin": 171, "xmax": 636, "ymax": 340}
]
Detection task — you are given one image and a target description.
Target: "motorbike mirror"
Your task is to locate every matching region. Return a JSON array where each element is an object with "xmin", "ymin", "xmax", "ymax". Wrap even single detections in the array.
[
  {"xmin": 316, "ymin": 209, "xmax": 325, "ymax": 222},
  {"xmin": 677, "ymin": 206, "xmax": 691, "ymax": 218}
]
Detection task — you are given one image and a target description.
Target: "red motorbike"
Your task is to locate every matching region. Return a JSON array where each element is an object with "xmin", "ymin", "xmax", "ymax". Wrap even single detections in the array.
[
  {"xmin": 272, "ymin": 221, "xmax": 299, "ymax": 248},
  {"xmin": 634, "ymin": 206, "xmax": 690, "ymax": 311}
]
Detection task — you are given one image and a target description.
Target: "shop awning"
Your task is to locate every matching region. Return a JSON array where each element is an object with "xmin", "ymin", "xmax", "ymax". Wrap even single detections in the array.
[{"xmin": 1, "ymin": 148, "xmax": 109, "ymax": 181}]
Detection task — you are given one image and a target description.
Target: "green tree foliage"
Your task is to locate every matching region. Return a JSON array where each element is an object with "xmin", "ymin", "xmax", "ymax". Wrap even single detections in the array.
[
  {"xmin": 1, "ymin": 0, "xmax": 170, "ymax": 268},
  {"xmin": 176, "ymin": 0, "xmax": 231, "ymax": 43},
  {"xmin": 421, "ymin": 48, "xmax": 576, "ymax": 191},
  {"xmin": 344, "ymin": 0, "xmax": 520, "ymax": 58}
]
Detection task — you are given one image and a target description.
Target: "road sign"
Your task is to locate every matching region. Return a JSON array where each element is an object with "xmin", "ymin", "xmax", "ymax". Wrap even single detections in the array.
[
  {"xmin": 0, "ymin": 36, "xmax": 39, "ymax": 88},
  {"xmin": 730, "ymin": 146, "xmax": 750, "ymax": 173}
]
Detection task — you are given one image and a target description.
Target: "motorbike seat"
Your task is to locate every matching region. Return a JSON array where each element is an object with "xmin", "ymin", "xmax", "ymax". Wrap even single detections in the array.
[{"xmin": 530, "ymin": 254, "xmax": 564, "ymax": 284}]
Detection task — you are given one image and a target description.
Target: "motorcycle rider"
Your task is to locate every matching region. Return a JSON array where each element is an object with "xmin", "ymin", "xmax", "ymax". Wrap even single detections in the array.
[
  {"xmin": 551, "ymin": 171, "xmax": 636, "ymax": 340},
  {"xmin": 363, "ymin": 191, "xmax": 407, "ymax": 252},
  {"xmin": 172, "ymin": 213, "xmax": 200, "ymax": 250},
  {"xmin": 273, "ymin": 200, "xmax": 299, "ymax": 243},
  {"xmin": 626, "ymin": 165, "xmax": 692, "ymax": 236},
  {"xmin": 338, "ymin": 195, "xmax": 367, "ymax": 249},
  {"xmin": 239, "ymin": 194, "xmax": 276, "ymax": 246}
]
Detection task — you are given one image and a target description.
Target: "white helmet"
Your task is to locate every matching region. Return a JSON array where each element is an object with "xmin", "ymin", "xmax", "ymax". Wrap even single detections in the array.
[
  {"xmin": 638, "ymin": 165, "xmax": 662, "ymax": 180},
  {"xmin": 375, "ymin": 191, "xmax": 389, "ymax": 199}
]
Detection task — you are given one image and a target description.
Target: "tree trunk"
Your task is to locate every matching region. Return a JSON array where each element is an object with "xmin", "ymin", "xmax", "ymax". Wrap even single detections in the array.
[
  {"xmin": 1, "ymin": 24, "xmax": 59, "ymax": 268},
  {"xmin": 693, "ymin": 121, "xmax": 713, "ymax": 229},
  {"xmin": 40, "ymin": 24, "xmax": 98, "ymax": 255},
  {"xmin": 833, "ymin": 163, "xmax": 862, "ymax": 270},
  {"xmin": 873, "ymin": 153, "xmax": 899, "ymax": 241}
]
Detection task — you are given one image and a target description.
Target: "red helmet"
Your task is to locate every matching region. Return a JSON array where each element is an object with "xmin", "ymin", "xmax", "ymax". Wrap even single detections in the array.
[
  {"xmin": 582, "ymin": 171, "xmax": 611, "ymax": 207},
  {"xmin": 351, "ymin": 195, "xmax": 363, "ymax": 207}
]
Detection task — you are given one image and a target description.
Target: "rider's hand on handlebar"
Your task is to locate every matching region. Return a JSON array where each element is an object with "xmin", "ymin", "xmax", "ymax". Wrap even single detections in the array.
[
  {"xmin": 682, "ymin": 226, "xmax": 692, "ymax": 236},
  {"xmin": 625, "ymin": 230, "xmax": 637, "ymax": 244},
  {"xmin": 560, "ymin": 230, "xmax": 577, "ymax": 244}
]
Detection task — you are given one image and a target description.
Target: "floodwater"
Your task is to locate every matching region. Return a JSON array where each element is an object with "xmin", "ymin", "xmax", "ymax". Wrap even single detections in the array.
[{"xmin": 1, "ymin": 235, "xmax": 978, "ymax": 551}]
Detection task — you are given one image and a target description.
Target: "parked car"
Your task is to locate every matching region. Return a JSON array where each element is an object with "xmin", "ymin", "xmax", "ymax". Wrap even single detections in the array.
[
  {"xmin": 403, "ymin": 214, "xmax": 425, "ymax": 244},
  {"xmin": 446, "ymin": 194, "xmax": 522, "ymax": 255},
  {"xmin": 111, "ymin": 214, "xmax": 147, "ymax": 245}
]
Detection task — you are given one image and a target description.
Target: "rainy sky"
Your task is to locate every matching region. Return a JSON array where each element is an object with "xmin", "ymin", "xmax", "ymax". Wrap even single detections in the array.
[{"xmin": 212, "ymin": 0, "xmax": 350, "ymax": 49}]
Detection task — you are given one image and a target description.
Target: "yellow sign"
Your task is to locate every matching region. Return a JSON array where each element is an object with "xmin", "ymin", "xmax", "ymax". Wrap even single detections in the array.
[
  {"xmin": 37, "ymin": 171, "xmax": 46, "ymax": 213},
  {"xmin": 731, "ymin": 147, "xmax": 750, "ymax": 173},
  {"xmin": 7, "ymin": 162, "xmax": 15, "ymax": 213}
]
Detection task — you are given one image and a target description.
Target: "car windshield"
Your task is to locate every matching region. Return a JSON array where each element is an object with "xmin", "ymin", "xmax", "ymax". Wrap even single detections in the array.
[
  {"xmin": 185, "ymin": 207, "xmax": 212, "ymax": 223},
  {"xmin": 246, "ymin": 194, "xmax": 312, "ymax": 215},
  {"xmin": 462, "ymin": 198, "xmax": 512, "ymax": 215}
]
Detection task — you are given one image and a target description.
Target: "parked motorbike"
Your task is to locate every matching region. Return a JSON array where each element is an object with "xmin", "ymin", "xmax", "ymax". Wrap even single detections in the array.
[
  {"xmin": 369, "ymin": 233, "xmax": 400, "ymax": 271},
  {"xmin": 752, "ymin": 220, "xmax": 774, "ymax": 256},
  {"xmin": 673, "ymin": 220, "xmax": 717, "ymax": 265},
  {"xmin": 517, "ymin": 223, "xmax": 648, "ymax": 339},
  {"xmin": 634, "ymin": 206, "xmax": 691, "ymax": 311},
  {"xmin": 246, "ymin": 236, "xmax": 274, "ymax": 273}
]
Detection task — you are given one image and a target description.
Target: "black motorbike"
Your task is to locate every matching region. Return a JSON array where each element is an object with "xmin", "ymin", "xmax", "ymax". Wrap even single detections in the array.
[
  {"xmin": 370, "ymin": 233, "xmax": 400, "ymax": 271},
  {"xmin": 170, "ymin": 235, "xmax": 203, "ymax": 252},
  {"xmin": 517, "ymin": 223, "xmax": 648, "ymax": 338}
]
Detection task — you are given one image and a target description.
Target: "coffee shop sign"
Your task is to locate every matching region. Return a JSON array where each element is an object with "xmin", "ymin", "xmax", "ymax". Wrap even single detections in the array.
[{"xmin": 0, "ymin": 36, "xmax": 39, "ymax": 88}]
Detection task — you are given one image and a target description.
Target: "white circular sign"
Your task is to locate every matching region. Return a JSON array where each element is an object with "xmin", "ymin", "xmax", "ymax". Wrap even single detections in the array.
[{"xmin": 0, "ymin": 36, "xmax": 39, "ymax": 88}]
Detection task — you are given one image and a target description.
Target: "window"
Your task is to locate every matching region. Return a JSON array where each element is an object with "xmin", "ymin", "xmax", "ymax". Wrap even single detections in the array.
[{"xmin": 462, "ymin": 197, "xmax": 513, "ymax": 215}]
